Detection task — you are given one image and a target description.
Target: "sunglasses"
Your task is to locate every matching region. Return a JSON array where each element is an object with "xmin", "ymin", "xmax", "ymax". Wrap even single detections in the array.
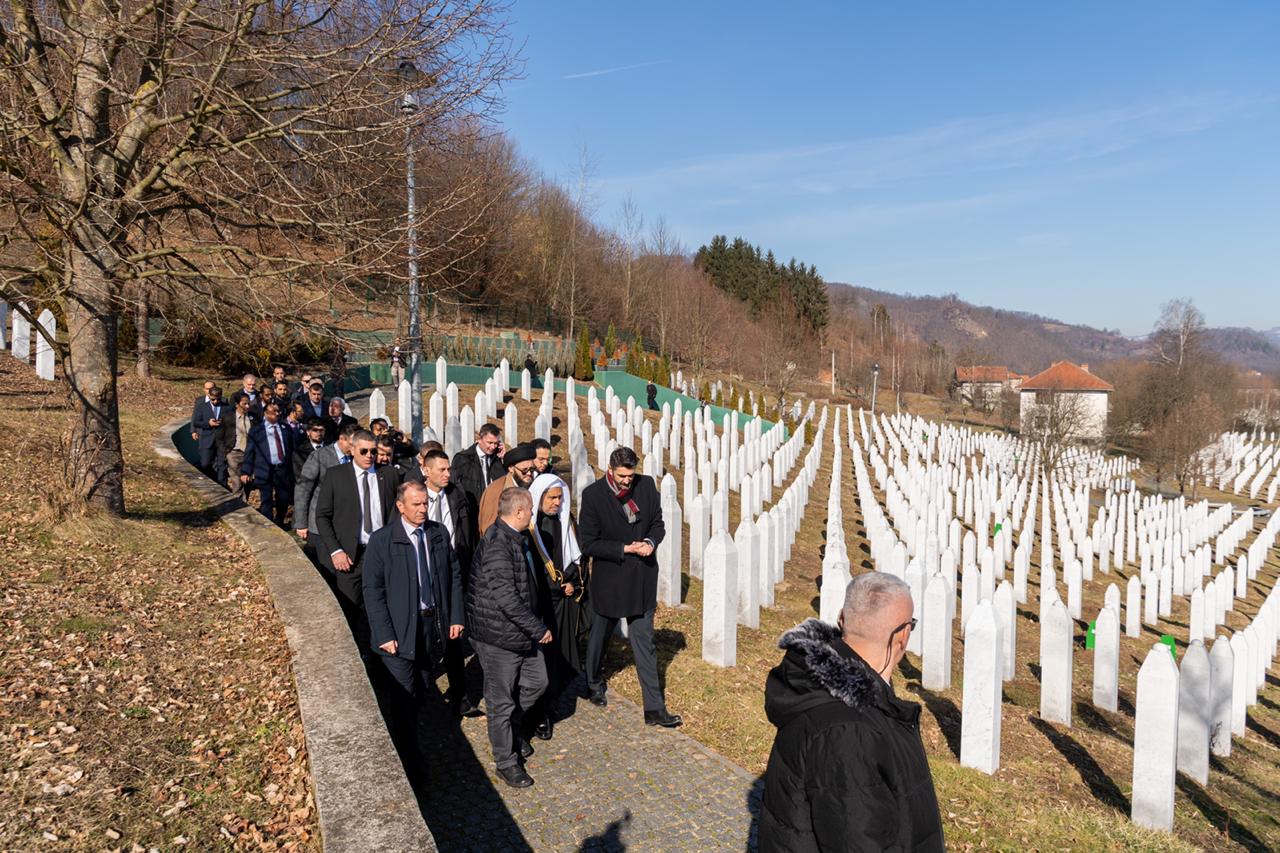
[
  {"xmin": 355, "ymin": 447, "xmax": 375, "ymax": 456},
  {"xmin": 513, "ymin": 465, "xmax": 534, "ymax": 476},
  {"xmin": 891, "ymin": 618, "xmax": 918, "ymax": 636}
]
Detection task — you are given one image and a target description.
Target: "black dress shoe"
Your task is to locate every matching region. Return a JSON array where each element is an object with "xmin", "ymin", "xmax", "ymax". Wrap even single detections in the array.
[
  {"xmin": 644, "ymin": 709, "xmax": 683, "ymax": 728},
  {"xmin": 588, "ymin": 688, "xmax": 608, "ymax": 707},
  {"xmin": 456, "ymin": 697, "xmax": 483, "ymax": 718},
  {"xmin": 518, "ymin": 739, "xmax": 534, "ymax": 758},
  {"xmin": 534, "ymin": 719, "xmax": 554, "ymax": 741},
  {"xmin": 497, "ymin": 765, "xmax": 534, "ymax": 788}
]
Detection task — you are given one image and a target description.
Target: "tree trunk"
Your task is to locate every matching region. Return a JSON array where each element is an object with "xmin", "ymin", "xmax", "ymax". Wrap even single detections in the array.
[
  {"xmin": 135, "ymin": 287, "xmax": 151, "ymax": 379},
  {"xmin": 64, "ymin": 246, "xmax": 126, "ymax": 516}
]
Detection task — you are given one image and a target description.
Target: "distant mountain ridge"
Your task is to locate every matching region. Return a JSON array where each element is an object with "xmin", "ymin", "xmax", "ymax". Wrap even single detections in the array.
[{"xmin": 828, "ymin": 283, "xmax": 1280, "ymax": 376}]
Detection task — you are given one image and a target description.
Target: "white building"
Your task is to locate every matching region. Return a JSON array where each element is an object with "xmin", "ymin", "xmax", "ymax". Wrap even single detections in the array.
[
  {"xmin": 954, "ymin": 365, "xmax": 1026, "ymax": 411},
  {"xmin": 1019, "ymin": 361, "xmax": 1113, "ymax": 442}
]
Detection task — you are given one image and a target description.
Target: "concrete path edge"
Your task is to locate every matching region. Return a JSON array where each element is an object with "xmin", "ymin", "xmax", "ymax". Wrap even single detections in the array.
[{"xmin": 154, "ymin": 418, "xmax": 434, "ymax": 852}]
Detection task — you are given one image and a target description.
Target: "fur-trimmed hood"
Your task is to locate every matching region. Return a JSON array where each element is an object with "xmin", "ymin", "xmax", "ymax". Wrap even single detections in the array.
[{"xmin": 764, "ymin": 618, "xmax": 883, "ymax": 729}]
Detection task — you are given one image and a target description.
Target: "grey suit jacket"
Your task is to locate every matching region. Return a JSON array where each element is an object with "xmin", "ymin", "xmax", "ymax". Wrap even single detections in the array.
[{"xmin": 293, "ymin": 444, "xmax": 344, "ymax": 531}]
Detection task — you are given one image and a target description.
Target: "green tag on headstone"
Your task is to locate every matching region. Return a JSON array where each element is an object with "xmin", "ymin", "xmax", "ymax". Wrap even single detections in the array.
[
  {"xmin": 1159, "ymin": 634, "xmax": 1177, "ymax": 660},
  {"xmin": 994, "ymin": 523, "xmax": 1003, "ymax": 535},
  {"xmin": 1086, "ymin": 621, "xmax": 1097, "ymax": 650}
]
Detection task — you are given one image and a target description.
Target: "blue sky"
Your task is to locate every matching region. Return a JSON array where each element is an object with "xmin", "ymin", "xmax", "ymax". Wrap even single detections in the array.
[{"xmin": 498, "ymin": 2, "xmax": 1279, "ymax": 336}]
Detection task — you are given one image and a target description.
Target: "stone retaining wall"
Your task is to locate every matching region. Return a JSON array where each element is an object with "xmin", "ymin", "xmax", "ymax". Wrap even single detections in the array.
[{"xmin": 153, "ymin": 418, "xmax": 434, "ymax": 852}]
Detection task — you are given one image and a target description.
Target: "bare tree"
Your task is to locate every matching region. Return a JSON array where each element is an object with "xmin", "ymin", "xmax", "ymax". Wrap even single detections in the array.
[
  {"xmin": 1153, "ymin": 299, "xmax": 1205, "ymax": 369},
  {"xmin": 0, "ymin": 0, "xmax": 515, "ymax": 513},
  {"xmin": 1022, "ymin": 390, "xmax": 1096, "ymax": 472}
]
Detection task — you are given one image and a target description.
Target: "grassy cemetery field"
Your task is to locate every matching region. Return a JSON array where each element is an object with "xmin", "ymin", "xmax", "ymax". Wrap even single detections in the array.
[{"xmin": 410, "ymin": 370, "xmax": 1279, "ymax": 852}]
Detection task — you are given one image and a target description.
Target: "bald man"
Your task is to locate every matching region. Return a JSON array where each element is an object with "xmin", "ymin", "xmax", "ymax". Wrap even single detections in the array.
[{"xmin": 759, "ymin": 572, "xmax": 944, "ymax": 852}]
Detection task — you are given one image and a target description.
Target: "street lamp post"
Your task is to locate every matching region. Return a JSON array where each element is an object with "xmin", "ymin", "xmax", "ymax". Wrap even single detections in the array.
[
  {"xmin": 399, "ymin": 62, "xmax": 423, "ymax": 442},
  {"xmin": 871, "ymin": 362, "xmax": 880, "ymax": 418}
]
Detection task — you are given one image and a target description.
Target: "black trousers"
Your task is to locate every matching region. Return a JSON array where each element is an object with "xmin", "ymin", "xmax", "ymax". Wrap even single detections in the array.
[
  {"xmin": 255, "ymin": 463, "xmax": 292, "ymax": 526},
  {"xmin": 585, "ymin": 608, "xmax": 665, "ymax": 713},
  {"xmin": 198, "ymin": 441, "xmax": 226, "ymax": 485},
  {"xmin": 378, "ymin": 610, "xmax": 442, "ymax": 772},
  {"xmin": 330, "ymin": 545, "xmax": 370, "ymax": 653}
]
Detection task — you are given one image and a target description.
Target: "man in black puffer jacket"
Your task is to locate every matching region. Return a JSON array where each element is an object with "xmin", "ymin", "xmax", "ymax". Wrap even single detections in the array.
[
  {"xmin": 466, "ymin": 486, "xmax": 551, "ymax": 788},
  {"xmin": 760, "ymin": 572, "xmax": 944, "ymax": 852}
]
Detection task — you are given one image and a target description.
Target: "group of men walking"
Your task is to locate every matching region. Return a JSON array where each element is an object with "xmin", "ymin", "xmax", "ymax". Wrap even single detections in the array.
[
  {"xmin": 190, "ymin": 368, "xmax": 946, "ymax": 847},
  {"xmin": 190, "ymin": 372, "xmax": 683, "ymax": 789}
]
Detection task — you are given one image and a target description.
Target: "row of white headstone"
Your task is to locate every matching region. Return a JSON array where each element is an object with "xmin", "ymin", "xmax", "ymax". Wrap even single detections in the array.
[
  {"xmin": 701, "ymin": 407, "xmax": 828, "ymax": 667},
  {"xmin": 850, "ymin": 409, "xmax": 1279, "ymax": 834},
  {"xmin": 1, "ymin": 300, "xmax": 57, "ymax": 380}
]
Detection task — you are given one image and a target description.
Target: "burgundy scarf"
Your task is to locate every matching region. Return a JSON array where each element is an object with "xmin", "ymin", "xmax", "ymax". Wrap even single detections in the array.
[{"xmin": 606, "ymin": 471, "xmax": 639, "ymax": 524}]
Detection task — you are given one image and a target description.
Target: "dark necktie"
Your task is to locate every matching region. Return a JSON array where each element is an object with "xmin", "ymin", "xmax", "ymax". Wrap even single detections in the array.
[
  {"xmin": 361, "ymin": 471, "xmax": 374, "ymax": 535},
  {"xmin": 271, "ymin": 426, "xmax": 285, "ymax": 461},
  {"xmin": 413, "ymin": 528, "xmax": 435, "ymax": 610},
  {"xmin": 482, "ymin": 453, "xmax": 493, "ymax": 484}
]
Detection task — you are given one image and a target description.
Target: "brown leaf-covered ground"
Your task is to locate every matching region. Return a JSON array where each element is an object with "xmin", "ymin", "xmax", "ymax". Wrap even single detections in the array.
[{"xmin": 0, "ymin": 359, "xmax": 317, "ymax": 851}]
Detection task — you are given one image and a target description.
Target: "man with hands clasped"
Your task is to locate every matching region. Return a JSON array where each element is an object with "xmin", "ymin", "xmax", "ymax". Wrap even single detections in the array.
[{"xmin": 579, "ymin": 447, "xmax": 682, "ymax": 728}]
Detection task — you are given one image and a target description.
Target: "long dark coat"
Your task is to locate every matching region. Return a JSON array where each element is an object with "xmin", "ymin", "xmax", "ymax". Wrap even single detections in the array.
[{"xmin": 577, "ymin": 474, "xmax": 664, "ymax": 619}]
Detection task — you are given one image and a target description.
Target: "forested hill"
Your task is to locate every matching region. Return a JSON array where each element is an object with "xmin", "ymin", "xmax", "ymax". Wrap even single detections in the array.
[{"xmin": 829, "ymin": 283, "xmax": 1280, "ymax": 376}]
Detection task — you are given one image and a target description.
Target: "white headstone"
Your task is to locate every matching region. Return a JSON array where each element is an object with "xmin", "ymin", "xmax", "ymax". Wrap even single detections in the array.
[
  {"xmin": 1229, "ymin": 632, "xmax": 1248, "ymax": 736},
  {"xmin": 1040, "ymin": 595, "xmax": 1074, "ymax": 726},
  {"xmin": 688, "ymin": 494, "xmax": 709, "ymax": 580},
  {"xmin": 922, "ymin": 573, "xmax": 952, "ymax": 690},
  {"xmin": 1208, "ymin": 636, "xmax": 1233, "ymax": 757},
  {"xmin": 757, "ymin": 512, "xmax": 776, "ymax": 609},
  {"xmin": 702, "ymin": 531, "xmax": 738, "ymax": 667},
  {"xmin": 735, "ymin": 519, "xmax": 760, "ymax": 629},
  {"xmin": 0, "ymin": 299, "xmax": 7, "ymax": 349},
  {"xmin": 1176, "ymin": 640, "xmax": 1211, "ymax": 785},
  {"xmin": 960, "ymin": 600, "xmax": 1003, "ymax": 775},
  {"xmin": 1126, "ymin": 575, "xmax": 1142, "ymax": 638},
  {"xmin": 1131, "ymin": 643, "xmax": 1180, "ymax": 832},
  {"xmin": 521, "ymin": 368, "xmax": 532, "ymax": 401},
  {"xmin": 11, "ymin": 302, "xmax": 30, "ymax": 363},
  {"xmin": 504, "ymin": 404, "xmax": 518, "ymax": 446},
  {"xmin": 34, "ymin": 309, "xmax": 55, "ymax": 380},
  {"xmin": 993, "ymin": 580, "xmax": 1016, "ymax": 681},
  {"xmin": 1093, "ymin": 605, "xmax": 1120, "ymax": 712},
  {"xmin": 435, "ymin": 356, "xmax": 447, "ymax": 393},
  {"xmin": 368, "ymin": 387, "xmax": 386, "ymax": 422},
  {"xmin": 397, "ymin": 380, "xmax": 413, "ymax": 434},
  {"xmin": 656, "ymin": 475, "xmax": 683, "ymax": 607}
]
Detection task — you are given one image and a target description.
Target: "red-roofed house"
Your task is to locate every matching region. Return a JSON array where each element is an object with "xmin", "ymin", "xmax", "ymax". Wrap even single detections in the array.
[
  {"xmin": 1019, "ymin": 361, "xmax": 1114, "ymax": 441},
  {"xmin": 953, "ymin": 365, "xmax": 1025, "ymax": 410}
]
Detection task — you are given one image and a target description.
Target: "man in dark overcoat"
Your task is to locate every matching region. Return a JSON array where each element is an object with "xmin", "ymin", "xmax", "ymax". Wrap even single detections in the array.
[{"xmin": 579, "ymin": 446, "xmax": 682, "ymax": 727}]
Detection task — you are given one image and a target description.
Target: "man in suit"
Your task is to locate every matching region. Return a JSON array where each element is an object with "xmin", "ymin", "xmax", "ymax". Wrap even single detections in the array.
[
  {"xmin": 477, "ymin": 442, "xmax": 537, "ymax": 534},
  {"xmin": 293, "ymin": 422, "xmax": 358, "ymax": 547},
  {"xmin": 579, "ymin": 446, "xmax": 681, "ymax": 728},
  {"xmin": 192, "ymin": 385, "xmax": 229, "ymax": 484},
  {"xmin": 314, "ymin": 429, "xmax": 399, "ymax": 650},
  {"xmin": 298, "ymin": 380, "xmax": 328, "ymax": 421},
  {"xmin": 191, "ymin": 380, "xmax": 215, "ymax": 443},
  {"xmin": 323, "ymin": 397, "xmax": 359, "ymax": 444},
  {"xmin": 467, "ymin": 487, "xmax": 551, "ymax": 788},
  {"xmin": 451, "ymin": 423, "xmax": 506, "ymax": 516},
  {"xmin": 239, "ymin": 402, "xmax": 296, "ymax": 526},
  {"xmin": 530, "ymin": 437, "xmax": 552, "ymax": 475},
  {"xmin": 406, "ymin": 447, "xmax": 479, "ymax": 715},
  {"xmin": 293, "ymin": 418, "xmax": 328, "ymax": 482},
  {"xmin": 363, "ymin": 481, "xmax": 466, "ymax": 763},
  {"xmin": 223, "ymin": 392, "xmax": 258, "ymax": 498}
]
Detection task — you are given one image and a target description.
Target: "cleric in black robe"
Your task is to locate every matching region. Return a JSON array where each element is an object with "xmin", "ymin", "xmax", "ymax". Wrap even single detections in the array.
[{"xmin": 526, "ymin": 473, "xmax": 584, "ymax": 740}]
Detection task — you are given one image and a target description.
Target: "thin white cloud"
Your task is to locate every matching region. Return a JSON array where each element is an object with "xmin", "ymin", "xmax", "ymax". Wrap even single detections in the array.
[
  {"xmin": 562, "ymin": 59, "xmax": 670, "ymax": 80},
  {"xmin": 599, "ymin": 92, "xmax": 1272, "ymax": 195}
]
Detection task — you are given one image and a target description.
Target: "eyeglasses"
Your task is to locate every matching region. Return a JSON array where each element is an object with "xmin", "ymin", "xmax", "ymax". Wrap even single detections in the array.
[
  {"xmin": 890, "ymin": 618, "xmax": 918, "ymax": 636},
  {"xmin": 355, "ymin": 448, "xmax": 375, "ymax": 456},
  {"xmin": 513, "ymin": 465, "xmax": 534, "ymax": 476}
]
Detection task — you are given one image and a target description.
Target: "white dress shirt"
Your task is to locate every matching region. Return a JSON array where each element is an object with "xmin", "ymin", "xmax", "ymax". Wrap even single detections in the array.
[
  {"xmin": 358, "ymin": 466, "xmax": 383, "ymax": 545},
  {"xmin": 426, "ymin": 486, "xmax": 454, "ymax": 542}
]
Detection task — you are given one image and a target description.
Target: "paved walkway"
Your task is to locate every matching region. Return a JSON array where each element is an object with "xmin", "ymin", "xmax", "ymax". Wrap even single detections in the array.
[
  {"xmin": 410, "ymin": 675, "xmax": 761, "ymax": 852},
  {"xmin": 344, "ymin": 389, "xmax": 762, "ymax": 852}
]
